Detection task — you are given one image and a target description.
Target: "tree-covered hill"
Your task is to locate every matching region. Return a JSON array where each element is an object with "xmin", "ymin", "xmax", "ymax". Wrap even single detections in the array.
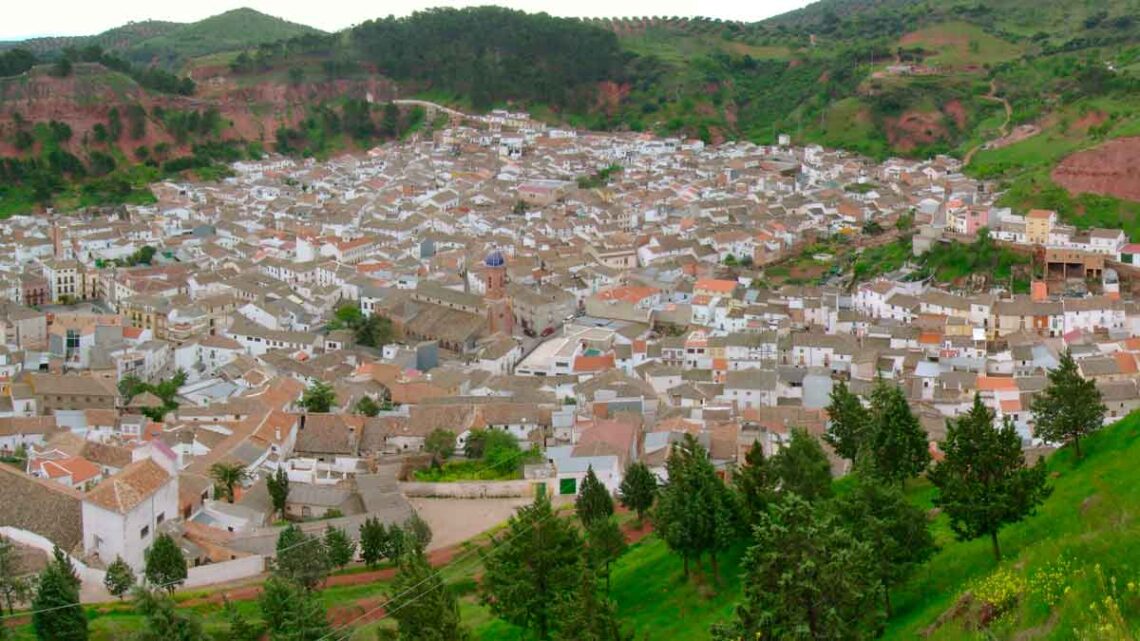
[
  {"xmin": 0, "ymin": 20, "xmax": 182, "ymax": 56},
  {"xmin": 128, "ymin": 8, "xmax": 323, "ymax": 65},
  {"xmin": 0, "ymin": 8, "xmax": 321, "ymax": 67},
  {"xmin": 5, "ymin": 2, "xmax": 1140, "ymax": 222}
]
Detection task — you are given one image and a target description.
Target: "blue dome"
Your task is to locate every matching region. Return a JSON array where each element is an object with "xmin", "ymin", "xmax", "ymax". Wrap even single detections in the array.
[{"xmin": 484, "ymin": 250, "xmax": 505, "ymax": 267}]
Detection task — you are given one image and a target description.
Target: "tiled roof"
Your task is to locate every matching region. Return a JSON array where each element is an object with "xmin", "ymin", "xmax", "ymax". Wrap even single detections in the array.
[
  {"xmin": 0, "ymin": 463, "xmax": 83, "ymax": 552},
  {"xmin": 84, "ymin": 459, "xmax": 172, "ymax": 514}
]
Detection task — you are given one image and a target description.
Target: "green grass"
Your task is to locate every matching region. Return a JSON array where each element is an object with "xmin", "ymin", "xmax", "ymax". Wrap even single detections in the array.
[
  {"xmin": 898, "ymin": 21, "xmax": 1023, "ymax": 69},
  {"xmin": 412, "ymin": 461, "xmax": 521, "ymax": 482},
  {"xmin": 884, "ymin": 412, "xmax": 1140, "ymax": 640},
  {"xmin": 469, "ymin": 535, "xmax": 747, "ymax": 640}
]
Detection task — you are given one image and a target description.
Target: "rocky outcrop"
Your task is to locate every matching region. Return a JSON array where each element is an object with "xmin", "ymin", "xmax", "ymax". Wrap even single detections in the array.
[{"xmin": 1052, "ymin": 137, "xmax": 1140, "ymax": 203}]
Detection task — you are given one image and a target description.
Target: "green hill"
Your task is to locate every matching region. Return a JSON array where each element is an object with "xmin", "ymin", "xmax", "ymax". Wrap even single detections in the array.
[
  {"xmin": 0, "ymin": 8, "xmax": 321, "ymax": 65},
  {"xmin": 129, "ymin": 8, "xmax": 322, "ymax": 62},
  {"xmin": 0, "ymin": 20, "xmax": 182, "ymax": 56}
]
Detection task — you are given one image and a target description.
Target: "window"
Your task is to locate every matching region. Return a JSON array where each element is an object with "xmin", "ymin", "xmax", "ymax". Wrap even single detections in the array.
[
  {"xmin": 156, "ymin": 512, "xmax": 165, "ymax": 525},
  {"xmin": 140, "ymin": 525, "xmax": 150, "ymax": 539},
  {"xmin": 560, "ymin": 477, "xmax": 578, "ymax": 495}
]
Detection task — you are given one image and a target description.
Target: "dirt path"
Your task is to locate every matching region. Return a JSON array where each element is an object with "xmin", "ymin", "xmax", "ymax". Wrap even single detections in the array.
[
  {"xmin": 963, "ymin": 79, "xmax": 1012, "ymax": 166},
  {"xmin": 179, "ymin": 543, "xmax": 461, "ymax": 608}
]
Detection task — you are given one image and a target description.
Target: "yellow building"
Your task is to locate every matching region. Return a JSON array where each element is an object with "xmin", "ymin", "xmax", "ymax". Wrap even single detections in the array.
[{"xmin": 1025, "ymin": 209, "xmax": 1056, "ymax": 246}]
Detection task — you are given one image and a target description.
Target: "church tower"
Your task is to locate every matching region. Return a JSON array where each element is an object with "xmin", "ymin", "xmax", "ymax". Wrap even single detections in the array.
[{"xmin": 482, "ymin": 249, "xmax": 513, "ymax": 334}]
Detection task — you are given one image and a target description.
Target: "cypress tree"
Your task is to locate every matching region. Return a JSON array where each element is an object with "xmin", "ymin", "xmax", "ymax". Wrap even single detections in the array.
[
  {"xmin": 618, "ymin": 462, "xmax": 657, "ymax": 524},
  {"xmin": 32, "ymin": 547, "xmax": 87, "ymax": 641},
  {"xmin": 576, "ymin": 466, "xmax": 614, "ymax": 528}
]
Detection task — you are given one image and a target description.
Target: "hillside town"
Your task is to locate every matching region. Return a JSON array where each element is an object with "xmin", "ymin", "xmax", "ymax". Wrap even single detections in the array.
[{"xmin": 1, "ymin": 107, "xmax": 1138, "ymax": 597}]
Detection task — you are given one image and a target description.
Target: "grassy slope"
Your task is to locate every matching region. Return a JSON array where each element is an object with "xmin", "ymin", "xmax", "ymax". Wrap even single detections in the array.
[{"xmin": 887, "ymin": 411, "xmax": 1140, "ymax": 639}]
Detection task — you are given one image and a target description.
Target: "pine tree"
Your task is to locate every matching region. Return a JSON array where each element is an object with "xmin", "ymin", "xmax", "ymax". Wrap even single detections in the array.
[
  {"xmin": 259, "ymin": 577, "xmax": 331, "ymax": 641},
  {"xmin": 929, "ymin": 394, "xmax": 1052, "ymax": 562},
  {"xmin": 131, "ymin": 587, "xmax": 208, "ymax": 641},
  {"xmin": 618, "ymin": 461, "xmax": 657, "ymax": 524},
  {"xmin": 712, "ymin": 494, "xmax": 882, "ymax": 641},
  {"xmin": 403, "ymin": 513, "xmax": 433, "ymax": 553},
  {"xmin": 654, "ymin": 434, "xmax": 739, "ymax": 579},
  {"xmin": 823, "ymin": 379, "xmax": 870, "ymax": 461},
  {"xmin": 32, "ymin": 547, "xmax": 87, "ymax": 641},
  {"xmin": 274, "ymin": 525, "xmax": 330, "ymax": 590},
  {"xmin": 360, "ymin": 517, "xmax": 385, "ymax": 567},
  {"xmin": 553, "ymin": 565, "xmax": 630, "ymax": 641},
  {"xmin": 380, "ymin": 523, "xmax": 408, "ymax": 563},
  {"xmin": 267, "ymin": 466, "xmax": 290, "ymax": 519},
  {"xmin": 733, "ymin": 439, "xmax": 776, "ymax": 525},
  {"xmin": 103, "ymin": 556, "xmax": 136, "ymax": 600},
  {"xmin": 867, "ymin": 380, "xmax": 931, "ymax": 485},
  {"xmin": 381, "ymin": 102, "xmax": 401, "ymax": 138},
  {"xmin": 144, "ymin": 534, "xmax": 187, "ymax": 593},
  {"xmin": 585, "ymin": 517, "xmax": 626, "ymax": 593},
  {"xmin": 772, "ymin": 427, "xmax": 833, "ymax": 502},
  {"xmin": 223, "ymin": 597, "xmax": 263, "ymax": 641},
  {"xmin": 576, "ymin": 466, "xmax": 614, "ymax": 528},
  {"xmin": 388, "ymin": 547, "xmax": 468, "ymax": 641},
  {"xmin": 480, "ymin": 492, "xmax": 582, "ymax": 640},
  {"xmin": 835, "ymin": 470, "xmax": 937, "ymax": 616},
  {"xmin": 1031, "ymin": 349, "xmax": 1106, "ymax": 460},
  {"xmin": 324, "ymin": 525, "xmax": 355, "ymax": 569}
]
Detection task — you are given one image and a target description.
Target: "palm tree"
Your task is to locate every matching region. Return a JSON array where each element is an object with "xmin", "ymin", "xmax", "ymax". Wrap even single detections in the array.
[{"xmin": 209, "ymin": 462, "xmax": 250, "ymax": 503}]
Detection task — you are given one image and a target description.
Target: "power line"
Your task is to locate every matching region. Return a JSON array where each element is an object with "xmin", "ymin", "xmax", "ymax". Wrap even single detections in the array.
[{"xmin": 0, "ymin": 527, "xmax": 328, "ymax": 621}]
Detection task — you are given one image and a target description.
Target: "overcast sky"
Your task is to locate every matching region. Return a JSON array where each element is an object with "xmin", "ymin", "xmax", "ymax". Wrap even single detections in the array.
[{"xmin": 3, "ymin": 0, "xmax": 813, "ymax": 40}]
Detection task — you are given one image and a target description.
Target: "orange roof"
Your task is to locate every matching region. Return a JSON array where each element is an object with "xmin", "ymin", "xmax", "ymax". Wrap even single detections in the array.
[
  {"xmin": 976, "ymin": 376, "xmax": 1018, "ymax": 392},
  {"xmin": 595, "ymin": 285, "xmax": 659, "ymax": 304},
  {"xmin": 918, "ymin": 332, "xmax": 943, "ymax": 345},
  {"xmin": 40, "ymin": 456, "xmax": 101, "ymax": 483},
  {"xmin": 573, "ymin": 354, "xmax": 616, "ymax": 373},
  {"xmin": 1114, "ymin": 351, "xmax": 1139, "ymax": 375},
  {"xmin": 1124, "ymin": 337, "xmax": 1140, "ymax": 351},
  {"xmin": 1027, "ymin": 209, "xmax": 1055, "ymax": 220},
  {"xmin": 712, "ymin": 358, "xmax": 728, "ymax": 371},
  {"xmin": 1000, "ymin": 398, "xmax": 1022, "ymax": 413},
  {"xmin": 1031, "ymin": 281, "xmax": 1048, "ymax": 302},
  {"xmin": 123, "ymin": 326, "xmax": 144, "ymax": 339},
  {"xmin": 694, "ymin": 279, "xmax": 737, "ymax": 294}
]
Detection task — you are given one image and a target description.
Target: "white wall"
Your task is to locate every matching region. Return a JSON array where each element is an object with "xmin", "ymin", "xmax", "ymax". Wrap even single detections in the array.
[
  {"xmin": 184, "ymin": 555, "xmax": 265, "ymax": 588},
  {"xmin": 82, "ymin": 478, "xmax": 179, "ymax": 571}
]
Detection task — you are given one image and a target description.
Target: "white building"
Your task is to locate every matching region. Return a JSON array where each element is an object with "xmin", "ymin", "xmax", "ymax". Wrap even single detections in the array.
[{"xmin": 81, "ymin": 443, "xmax": 179, "ymax": 571}]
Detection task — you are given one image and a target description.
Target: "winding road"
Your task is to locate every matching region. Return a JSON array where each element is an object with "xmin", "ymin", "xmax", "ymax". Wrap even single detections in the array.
[
  {"xmin": 391, "ymin": 99, "xmax": 469, "ymax": 119},
  {"xmin": 963, "ymin": 80, "xmax": 1013, "ymax": 167}
]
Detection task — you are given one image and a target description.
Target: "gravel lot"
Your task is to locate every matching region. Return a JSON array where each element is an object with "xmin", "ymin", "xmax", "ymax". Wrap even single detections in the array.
[{"xmin": 409, "ymin": 496, "xmax": 571, "ymax": 550}]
